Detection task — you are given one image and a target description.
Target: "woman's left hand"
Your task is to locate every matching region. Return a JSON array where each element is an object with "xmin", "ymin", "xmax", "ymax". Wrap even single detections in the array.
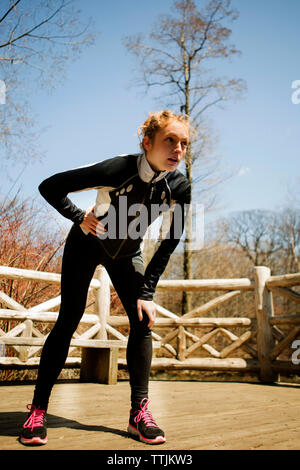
[{"xmin": 137, "ymin": 299, "xmax": 156, "ymax": 329}]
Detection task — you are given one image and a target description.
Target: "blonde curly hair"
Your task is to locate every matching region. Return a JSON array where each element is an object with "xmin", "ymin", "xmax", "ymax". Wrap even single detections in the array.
[{"xmin": 137, "ymin": 110, "xmax": 191, "ymax": 151}]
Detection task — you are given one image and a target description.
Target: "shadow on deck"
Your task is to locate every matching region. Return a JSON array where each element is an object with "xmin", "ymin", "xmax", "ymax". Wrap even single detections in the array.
[{"xmin": 0, "ymin": 380, "xmax": 300, "ymax": 451}]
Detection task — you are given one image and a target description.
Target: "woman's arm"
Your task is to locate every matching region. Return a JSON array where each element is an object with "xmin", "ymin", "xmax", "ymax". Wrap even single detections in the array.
[{"xmin": 38, "ymin": 157, "xmax": 127, "ymax": 224}]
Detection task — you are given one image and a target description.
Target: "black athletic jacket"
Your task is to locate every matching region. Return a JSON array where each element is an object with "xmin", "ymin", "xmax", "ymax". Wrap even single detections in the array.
[{"xmin": 39, "ymin": 153, "xmax": 191, "ymax": 300}]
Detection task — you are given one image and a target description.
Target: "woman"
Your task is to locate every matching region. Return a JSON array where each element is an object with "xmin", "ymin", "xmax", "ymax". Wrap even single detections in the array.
[{"xmin": 19, "ymin": 110, "xmax": 191, "ymax": 446}]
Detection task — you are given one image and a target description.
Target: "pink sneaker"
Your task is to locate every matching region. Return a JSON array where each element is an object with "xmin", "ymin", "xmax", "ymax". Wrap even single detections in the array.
[
  {"xmin": 128, "ymin": 398, "xmax": 166, "ymax": 444},
  {"xmin": 19, "ymin": 404, "xmax": 47, "ymax": 445}
]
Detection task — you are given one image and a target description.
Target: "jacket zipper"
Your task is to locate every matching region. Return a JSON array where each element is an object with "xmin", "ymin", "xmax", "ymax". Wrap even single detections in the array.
[{"xmin": 149, "ymin": 185, "xmax": 154, "ymax": 200}]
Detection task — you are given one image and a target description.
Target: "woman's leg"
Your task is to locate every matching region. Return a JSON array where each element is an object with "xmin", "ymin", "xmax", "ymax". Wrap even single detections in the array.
[
  {"xmin": 105, "ymin": 253, "xmax": 152, "ymax": 411},
  {"xmin": 32, "ymin": 226, "xmax": 100, "ymax": 410},
  {"xmin": 106, "ymin": 253, "xmax": 165, "ymax": 444}
]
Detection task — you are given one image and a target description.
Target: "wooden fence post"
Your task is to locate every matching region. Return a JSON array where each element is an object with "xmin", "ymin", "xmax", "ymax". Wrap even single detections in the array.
[
  {"xmin": 254, "ymin": 266, "xmax": 278, "ymax": 383},
  {"xmin": 19, "ymin": 319, "xmax": 32, "ymax": 362},
  {"xmin": 177, "ymin": 326, "xmax": 186, "ymax": 361},
  {"xmin": 95, "ymin": 266, "xmax": 110, "ymax": 340}
]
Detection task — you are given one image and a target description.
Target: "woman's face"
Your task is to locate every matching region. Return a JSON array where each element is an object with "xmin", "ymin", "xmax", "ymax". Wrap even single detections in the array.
[{"xmin": 143, "ymin": 120, "xmax": 189, "ymax": 172}]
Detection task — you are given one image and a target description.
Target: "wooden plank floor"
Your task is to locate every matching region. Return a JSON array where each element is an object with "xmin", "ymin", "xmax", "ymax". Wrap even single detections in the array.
[{"xmin": 0, "ymin": 380, "xmax": 300, "ymax": 451}]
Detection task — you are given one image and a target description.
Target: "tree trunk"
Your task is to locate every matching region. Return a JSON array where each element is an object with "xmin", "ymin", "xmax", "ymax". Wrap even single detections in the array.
[
  {"xmin": 182, "ymin": 144, "xmax": 193, "ymax": 315},
  {"xmin": 181, "ymin": 63, "xmax": 193, "ymax": 314}
]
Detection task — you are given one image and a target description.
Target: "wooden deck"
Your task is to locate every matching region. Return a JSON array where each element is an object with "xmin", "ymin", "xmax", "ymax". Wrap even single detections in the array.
[{"xmin": 0, "ymin": 380, "xmax": 300, "ymax": 451}]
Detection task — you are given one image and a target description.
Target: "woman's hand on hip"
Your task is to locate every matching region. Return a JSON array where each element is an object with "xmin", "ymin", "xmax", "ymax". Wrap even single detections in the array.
[
  {"xmin": 137, "ymin": 299, "xmax": 156, "ymax": 329},
  {"xmin": 80, "ymin": 205, "xmax": 106, "ymax": 236}
]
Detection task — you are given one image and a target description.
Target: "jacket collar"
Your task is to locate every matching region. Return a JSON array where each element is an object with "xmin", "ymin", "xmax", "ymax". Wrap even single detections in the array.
[{"xmin": 137, "ymin": 153, "xmax": 169, "ymax": 183}]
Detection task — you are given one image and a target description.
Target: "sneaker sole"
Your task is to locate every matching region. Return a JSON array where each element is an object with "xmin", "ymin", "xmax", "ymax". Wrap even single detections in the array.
[
  {"xmin": 19, "ymin": 436, "xmax": 48, "ymax": 446},
  {"xmin": 127, "ymin": 424, "xmax": 166, "ymax": 445}
]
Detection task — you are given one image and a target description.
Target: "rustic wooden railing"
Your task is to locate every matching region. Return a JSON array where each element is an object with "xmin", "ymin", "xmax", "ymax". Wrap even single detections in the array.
[{"xmin": 0, "ymin": 265, "xmax": 299, "ymax": 384}]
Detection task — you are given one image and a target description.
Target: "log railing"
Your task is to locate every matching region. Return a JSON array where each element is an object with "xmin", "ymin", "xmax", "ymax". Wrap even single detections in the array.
[{"xmin": 0, "ymin": 265, "xmax": 299, "ymax": 383}]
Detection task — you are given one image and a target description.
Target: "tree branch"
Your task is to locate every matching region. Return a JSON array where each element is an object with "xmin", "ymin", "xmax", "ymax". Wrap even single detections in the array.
[
  {"xmin": 0, "ymin": 1, "xmax": 67, "ymax": 49},
  {"xmin": 0, "ymin": 0, "xmax": 21, "ymax": 24}
]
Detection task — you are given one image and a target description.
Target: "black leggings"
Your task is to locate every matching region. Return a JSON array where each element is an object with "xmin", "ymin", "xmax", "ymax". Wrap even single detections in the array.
[{"xmin": 33, "ymin": 224, "xmax": 152, "ymax": 411}]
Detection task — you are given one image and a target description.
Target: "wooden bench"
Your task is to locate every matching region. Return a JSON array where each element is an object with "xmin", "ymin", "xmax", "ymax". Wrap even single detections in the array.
[{"xmin": 79, "ymin": 339, "xmax": 127, "ymax": 385}]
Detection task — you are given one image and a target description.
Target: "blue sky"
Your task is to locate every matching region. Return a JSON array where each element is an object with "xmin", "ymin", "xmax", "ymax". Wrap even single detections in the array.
[{"xmin": 1, "ymin": 0, "xmax": 299, "ymax": 231}]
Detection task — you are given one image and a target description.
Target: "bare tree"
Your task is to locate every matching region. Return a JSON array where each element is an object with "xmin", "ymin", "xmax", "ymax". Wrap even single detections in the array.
[
  {"xmin": 0, "ymin": 0, "xmax": 95, "ymax": 170},
  {"xmin": 124, "ymin": 0, "xmax": 246, "ymax": 313},
  {"xmin": 216, "ymin": 208, "xmax": 300, "ymax": 275},
  {"xmin": 276, "ymin": 179, "xmax": 300, "ymax": 272},
  {"xmin": 279, "ymin": 209, "xmax": 300, "ymax": 273},
  {"xmin": 0, "ymin": 192, "xmax": 66, "ymax": 308},
  {"xmin": 217, "ymin": 210, "xmax": 282, "ymax": 266}
]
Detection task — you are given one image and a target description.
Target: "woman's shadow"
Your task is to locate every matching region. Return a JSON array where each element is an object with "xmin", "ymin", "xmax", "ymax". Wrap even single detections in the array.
[{"xmin": 0, "ymin": 411, "xmax": 129, "ymax": 441}]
